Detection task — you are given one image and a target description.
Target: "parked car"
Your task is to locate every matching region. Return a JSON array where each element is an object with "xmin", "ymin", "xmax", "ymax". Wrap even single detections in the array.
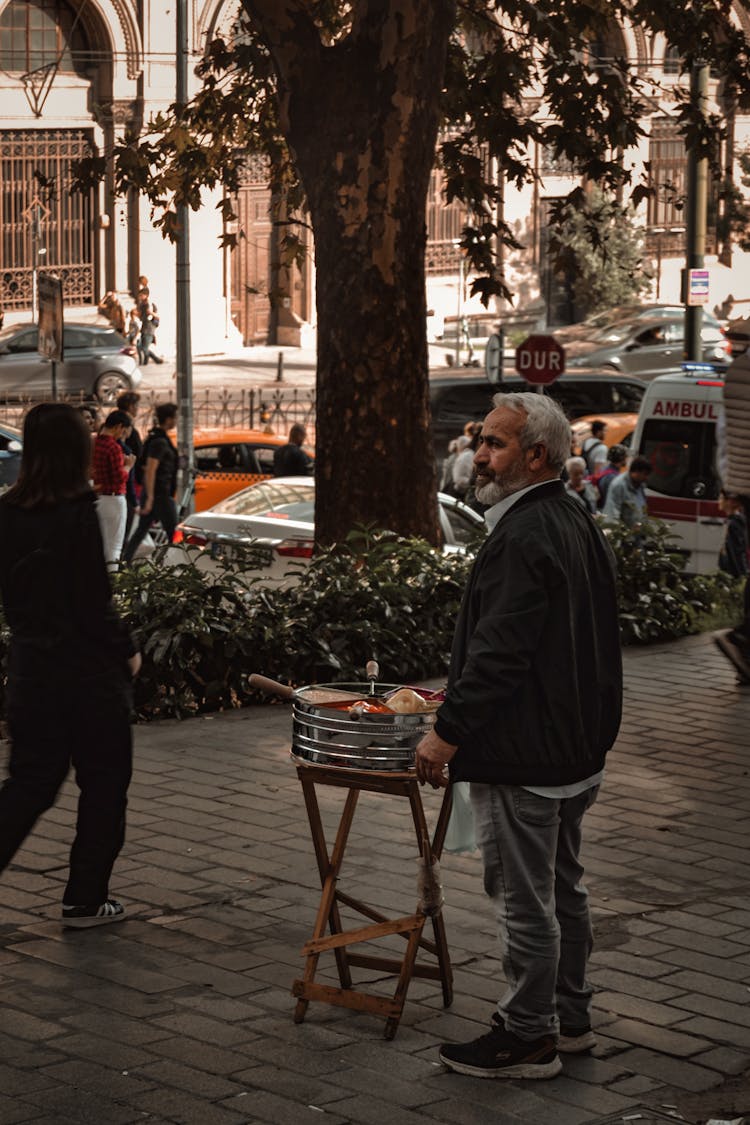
[
  {"xmin": 192, "ymin": 427, "xmax": 315, "ymax": 511},
  {"xmin": 0, "ymin": 322, "xmax": 142, "ymax": 403},
  {"xmin": 166, "ymin": 477, "xmax": 485, "ymax": 583},
  {"xmin": 554, "ymin": 304, "xmax": 723, "ymax": 345},
  {"xmin": 570, "ymin": 412, "xmax": 638, "ymax": 455},
  {"xmin": 429, "ymin": 368, "xmax": 646, "ymax": 460},
  {"xmin": 564, "ymin": 316, "xmax": 731, "ymax": 379},
  {"xmin": 0, "ymin": 420, "xmax": 22, "ymax": 491}
]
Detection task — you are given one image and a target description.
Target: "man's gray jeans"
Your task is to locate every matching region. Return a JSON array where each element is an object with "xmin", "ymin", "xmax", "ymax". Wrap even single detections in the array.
[{"xmin": 470, "ymin": 782, "xmax": 599, "ymax": 1041}]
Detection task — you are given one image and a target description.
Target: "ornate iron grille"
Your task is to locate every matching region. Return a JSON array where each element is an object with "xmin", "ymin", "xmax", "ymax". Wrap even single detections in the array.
[{"xmin": 0, "ymin": 129, "xmax": 96, "ymax": 311}]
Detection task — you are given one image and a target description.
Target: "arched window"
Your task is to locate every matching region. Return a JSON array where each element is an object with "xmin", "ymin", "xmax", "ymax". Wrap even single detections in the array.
[{"xmin": 0, "ymin": 0, "xmax": 88, "ymax": 75}]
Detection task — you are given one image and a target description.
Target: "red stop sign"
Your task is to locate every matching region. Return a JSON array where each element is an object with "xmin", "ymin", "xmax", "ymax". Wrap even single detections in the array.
[{"xmin": 515, "ymin": 334, "xmax": 565, "ymax": 385}]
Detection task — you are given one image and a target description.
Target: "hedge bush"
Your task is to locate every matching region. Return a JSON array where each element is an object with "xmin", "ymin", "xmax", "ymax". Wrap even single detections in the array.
[{"xmin": 0, "ymin": 519, "xmax": 742, "ymax": 721}]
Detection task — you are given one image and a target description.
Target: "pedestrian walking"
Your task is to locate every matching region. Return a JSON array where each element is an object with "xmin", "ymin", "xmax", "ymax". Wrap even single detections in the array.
[
  {"xmin": 126, "ymin": 308, "xmax": 141, "ymax": 356},
  {"xmin": 602, "ymin": 455, "xmax": 651, "ymax": 527},
  {"xmin": 715, "ymin": 352, "xmax": 750, "ymax": 680},
  {"xmin": 564, "ymin": 455, "xmax": 598, "ymax": 513},
  {"xmin": 272, "ymin": 424, "xmax": 313, "ymax": 476},
  {"xmin": 591, "ymin": 443, "xmax": 627, "ymax": 508},
  {"xmin": 122, "ymin": 402, "xmax": 179, "ymax": 562},
  {"xmin": 581, "ymin": 420, "xmax": 608, "ymax": 474},
  {"xmin": 717, "ymin": 490, "xmax": 749, "ymax": 578},
  {"xmin": 138, "ymin": 300, "xmax": 163, "ymax": 365},
  {"xmin": 92, "ymin": 409, "xmax": 134, "ymax": 570},
  {"xmin": 415, "ymin": 391, "xmax": 622, "ymax": 1079},
  {"xmin": 116, "ymin": 391, "xmax": 143, "ymax": 547},
  {"xmin": 0, "ymin": 403, "xmax": 140, "ymax": 928}
]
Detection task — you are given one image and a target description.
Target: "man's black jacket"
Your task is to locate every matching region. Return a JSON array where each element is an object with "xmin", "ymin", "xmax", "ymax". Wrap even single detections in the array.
[{"xmin": 434, "ymin": 479, "xmax": 622, "ymax": 786}]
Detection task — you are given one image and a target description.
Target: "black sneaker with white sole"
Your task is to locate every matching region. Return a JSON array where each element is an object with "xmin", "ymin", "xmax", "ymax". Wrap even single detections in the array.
[
  {"xmin": 557, "ymin": 1025, "xmax": 597, "ymax": 1054},
  {"xmin": 439, "ymin": 1014, "xmax": 562, "ymax": 1079},
  {"xmin": 62, "ymin": 900, "xmax": 125, "ymax": 929}
]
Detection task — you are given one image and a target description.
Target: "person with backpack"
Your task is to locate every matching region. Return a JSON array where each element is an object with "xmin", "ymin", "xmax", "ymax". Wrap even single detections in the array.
[
  {"xmin": 591, "ymin": 444, "xmax": 628, "ymax": 509},
  {"xmin": 122, "ymin": 403, "xmax": 178, "ymax": 563},
  {"xmin": 581, "ymin": 420, "xmax": 608, "ymax": 474}
]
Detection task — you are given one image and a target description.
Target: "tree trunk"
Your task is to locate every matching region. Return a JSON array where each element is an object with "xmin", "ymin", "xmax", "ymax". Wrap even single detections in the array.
[{"xmin": 243, "ymin": 0, "xmax": 456, "ymax": 546}]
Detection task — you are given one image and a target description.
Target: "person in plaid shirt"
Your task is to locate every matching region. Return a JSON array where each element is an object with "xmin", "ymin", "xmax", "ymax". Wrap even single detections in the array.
[{"xmin": 93, "ymin": 410, "xmax": 134, "ymax": 570}]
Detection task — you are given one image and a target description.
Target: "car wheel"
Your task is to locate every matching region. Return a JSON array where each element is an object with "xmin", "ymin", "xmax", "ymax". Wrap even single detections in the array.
[{"xmin": 95, "ymin": 370, "xmax": 132, "ymax": 404}]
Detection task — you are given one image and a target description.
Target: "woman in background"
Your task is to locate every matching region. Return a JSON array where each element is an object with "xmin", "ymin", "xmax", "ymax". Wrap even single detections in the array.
[{"xmin": 0, "ymin": 404, "xmax": 140, "ymax": 927}]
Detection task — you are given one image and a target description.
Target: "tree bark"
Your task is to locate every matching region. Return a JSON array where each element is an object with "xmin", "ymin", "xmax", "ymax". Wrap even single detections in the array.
[{"xmin": 242, "ymin": 0, "xmax": 456, "ymax": 546}]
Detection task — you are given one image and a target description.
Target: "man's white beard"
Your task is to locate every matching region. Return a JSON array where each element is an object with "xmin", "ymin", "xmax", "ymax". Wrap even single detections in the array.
[{"xmin": 475, "ymin": 468, "xmax": 531, "ymax": 506}]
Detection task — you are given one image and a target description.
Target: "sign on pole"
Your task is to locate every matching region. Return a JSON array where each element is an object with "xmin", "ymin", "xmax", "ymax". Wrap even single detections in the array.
[
  {"xmin": 515, "ymin": 334, "xmax": 565, "ymax": 386},
  {"xmin": 687, "ymin": 268, "xmax": 710, "ymax": 307},
  {"xmin": 37, "ymin": 272, "xmax": 63, "ymax": 400}
]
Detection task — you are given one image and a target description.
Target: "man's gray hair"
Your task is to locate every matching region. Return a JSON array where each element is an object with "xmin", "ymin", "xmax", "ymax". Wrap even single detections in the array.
[{"xmin": 492, "ymin": 392, "xmax": 571, "ymax": 472}]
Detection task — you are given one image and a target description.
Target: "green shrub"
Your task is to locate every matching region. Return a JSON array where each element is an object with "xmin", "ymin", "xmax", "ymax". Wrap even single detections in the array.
[
  {"xmin": 602, "ymin": 517, "xmax": 744, "ymax": 644},
  {"xmin": 0, "ymin": 519, "xmax": 742, "ymax": 722}
]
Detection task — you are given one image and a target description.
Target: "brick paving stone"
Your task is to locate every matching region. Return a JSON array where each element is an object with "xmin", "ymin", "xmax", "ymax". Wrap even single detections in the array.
[
  {"xmin": 38, "ymin": 1059, "xmax": 155, "ymax": 1100},
  {"xmin": 613, "ymin": 1047, "xmax": 724, "ymax": 1092},
  {"xmin": 15, "ymin": 1087, "xmax": 142, "ymax": 1125},
  {"xmin": 649, "ymin": 945, "xmax": 750, "ymax": 981},
  {"xmin": 132, "ymin": 1058, "xmax": 248, "ymax": 1099},
  {"xmin": 593, "ymin": 991, "xmax": 690, "ymax": 1027},
  {"xmin": 220, "ymin": 1090, "xmax": 350, "ymax": 1125},
  {"xmin": 666, "ymin": 992, "xmax": 750, "ymax": 1028},
  {"xmin": 598, "ymin": 1018, "xmax": 711, "ymax": 1056},
  {"xmin": 1, "ymin": 634, "xmax": 749, "ymax": 1124},
  {"xmin": 0, "ymin": 1096, "xmax": 43, "ymax": 1125},
  {"xmin": 146, "ymin": 1036, "xmax": 258, "ymax": 1075},
  {"xmin": 128, "ymin": 1087, "xmax": 250, "ymax": 1124},
  {"xmin": 693, "ymin": 1045, "xmax": 750, "ymax": 1075},
  {"xmin": 669, "ymin": 1014, "xmax": 750, "ymax": 1049}
]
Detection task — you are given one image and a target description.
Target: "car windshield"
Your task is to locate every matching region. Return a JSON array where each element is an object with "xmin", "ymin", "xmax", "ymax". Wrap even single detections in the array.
[{"xmin": 216, "ymin": 482, "xmax": 315, "ymax": 516}]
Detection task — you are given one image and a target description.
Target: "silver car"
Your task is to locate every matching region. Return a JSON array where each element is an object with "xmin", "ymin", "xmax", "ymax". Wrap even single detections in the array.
[
  {"xmin": 0, "ymin": 322, "xmax": 142, "ymax": 403},
  {"xmin": 564, "ymin": 316, "xmax": 731, "ymax": 380},
  {"xmin": 165, "ymin": 476, "xmax": 485, "ymax": 583},
  {"xmin": 554, "ymin": 303, "xmax": 723, "ymax": 345}
]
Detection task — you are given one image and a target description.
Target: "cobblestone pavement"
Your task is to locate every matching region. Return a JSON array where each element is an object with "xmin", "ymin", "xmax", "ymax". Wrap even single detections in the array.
[{"xmin": 1, "ymin": 633, "xmax": 749, "ymax": 1125}]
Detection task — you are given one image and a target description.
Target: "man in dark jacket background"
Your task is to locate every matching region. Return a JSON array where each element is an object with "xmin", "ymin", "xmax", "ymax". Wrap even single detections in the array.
[
  {"xmin": 273, "ymin": 424, "xmax": 313, "ymax": 477},
  {"xmin": 416, "ymin": 391, "xmax": 622, "ymax": 1081}
]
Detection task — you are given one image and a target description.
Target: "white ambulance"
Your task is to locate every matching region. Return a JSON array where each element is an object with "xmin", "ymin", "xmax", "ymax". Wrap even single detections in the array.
[{"xmin": 630, "ymin": 369, "xmax": 725, "ymax": 573}]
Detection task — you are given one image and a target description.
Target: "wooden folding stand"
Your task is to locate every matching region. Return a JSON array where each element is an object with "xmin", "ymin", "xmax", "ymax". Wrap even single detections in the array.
[{"xmin": 292, "ymin": 761, "xmax": 454, "ymax": 1039}]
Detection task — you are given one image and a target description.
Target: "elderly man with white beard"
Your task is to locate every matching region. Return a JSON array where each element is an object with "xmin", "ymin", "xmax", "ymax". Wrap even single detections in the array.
[{"xmin": 416, "ymin": 392, "xmax": 622, "ymax": 1081}]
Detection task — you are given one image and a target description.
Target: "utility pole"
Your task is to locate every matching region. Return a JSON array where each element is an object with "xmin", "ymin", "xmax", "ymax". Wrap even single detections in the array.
[
  {"xmin": 175, "ymin": 0, "xmax": 194, "ymax": 514},
  {"xmin": 684, "ymin": 60, "xmax": 709, "ymax": 361}
]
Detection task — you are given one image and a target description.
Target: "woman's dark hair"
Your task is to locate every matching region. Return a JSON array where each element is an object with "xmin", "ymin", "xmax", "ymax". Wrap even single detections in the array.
[{"xmin": 3, "ymin": 403, "xmax": 92, "ymax": 509}]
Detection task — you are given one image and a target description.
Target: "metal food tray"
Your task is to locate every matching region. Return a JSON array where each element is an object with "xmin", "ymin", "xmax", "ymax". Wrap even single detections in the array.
[{"xmin": 291, "ymin": 682, "xmax": 437, "ymax": 771}]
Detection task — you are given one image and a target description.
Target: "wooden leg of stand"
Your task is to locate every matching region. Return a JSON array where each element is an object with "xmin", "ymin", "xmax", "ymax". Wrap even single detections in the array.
[
  {"xmin": 294, "ymin": 782, "xmax": 359, "ymax": 1023},
  {"xmin": 384, "ymin": 923, "xmax": 424, "ymax": 1040},
  {"xmin": 408, "ymin": 784, "xmax": 454, "ymax": 1008}
]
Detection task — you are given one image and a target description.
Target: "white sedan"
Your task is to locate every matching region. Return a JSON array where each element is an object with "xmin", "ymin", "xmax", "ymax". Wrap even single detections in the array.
[{"xmin": 166, "ymin": 476, "xmax": 485, "ymax": 583}]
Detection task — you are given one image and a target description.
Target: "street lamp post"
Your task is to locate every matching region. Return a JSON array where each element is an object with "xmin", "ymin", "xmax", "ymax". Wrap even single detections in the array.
[
  {"xmin": 175, "ymin": 0, "xmax": 194, "ymax": 514},
  {"xmin": 684, "ymin": 60, "xmax": 709, "ymax": 361}
]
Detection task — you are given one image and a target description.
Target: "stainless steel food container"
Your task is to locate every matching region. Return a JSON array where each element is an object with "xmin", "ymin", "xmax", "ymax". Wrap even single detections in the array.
[{"xmin": 291, "ymin": 682, "xmax": 437, "ymax": 771}]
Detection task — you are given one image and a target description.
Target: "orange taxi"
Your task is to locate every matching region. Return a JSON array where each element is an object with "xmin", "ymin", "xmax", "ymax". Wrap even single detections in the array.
[
  {"xmin": 570, "ymin": 412, "xmax": 638, "ymax": 457},
  {"xmin": 192, "ymin": 427, "xmax": 314, "ymax": 511}
]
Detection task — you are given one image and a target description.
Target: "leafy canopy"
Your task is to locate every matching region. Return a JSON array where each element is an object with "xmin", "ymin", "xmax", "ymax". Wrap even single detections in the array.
[{"xmin": 74, "ymin": 0, "xmax": 750, "ymax": 305}]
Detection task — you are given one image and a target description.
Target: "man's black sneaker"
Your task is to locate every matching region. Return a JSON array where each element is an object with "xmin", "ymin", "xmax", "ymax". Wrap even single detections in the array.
[
  {"xmin": 439, "ymin": 1015, "xmax": 562, "ymax": 1079},
  {"xmin": 558, "ymin": 1025, "xmax": 597, "ymax": 1054},
  {"xmin": 62, "ymin": 900, "xmax": 125, "ymax": 929},
  {"xmin": 714, "ymin": 630, "xmax": 750, "ymax": 683}
]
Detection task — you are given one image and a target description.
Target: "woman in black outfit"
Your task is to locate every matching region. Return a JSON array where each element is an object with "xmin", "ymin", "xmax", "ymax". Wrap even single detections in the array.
[{"xmin": 0, "ymin": 404, "xmax": 141, "ymax": 928}]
